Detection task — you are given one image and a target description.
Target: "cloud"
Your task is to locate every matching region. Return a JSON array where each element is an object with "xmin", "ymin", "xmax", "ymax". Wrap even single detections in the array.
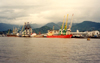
[{"xmin": 0, "ymin": 0, "xmax": 100, "ymax": 24}]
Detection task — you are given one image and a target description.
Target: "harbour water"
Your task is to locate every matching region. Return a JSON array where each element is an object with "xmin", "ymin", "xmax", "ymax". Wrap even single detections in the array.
[{"xmin": 0, "ymin": 37, "xmax": 100, "ymax": 63}]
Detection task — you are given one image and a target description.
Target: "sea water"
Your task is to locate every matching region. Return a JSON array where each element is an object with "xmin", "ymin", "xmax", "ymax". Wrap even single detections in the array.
[{"xmin": 0, "ymin": 37, "xmax": 100, "ymax": 63}]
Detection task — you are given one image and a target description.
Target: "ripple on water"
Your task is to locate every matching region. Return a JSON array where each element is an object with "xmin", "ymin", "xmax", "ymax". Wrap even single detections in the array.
[{"xmin": 0, "ymin": 37, "xmax": 100, "ymax": 63}]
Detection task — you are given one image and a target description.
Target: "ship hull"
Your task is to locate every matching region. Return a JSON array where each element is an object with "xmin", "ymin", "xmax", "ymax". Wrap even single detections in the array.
[
  {"xmin": 21, "ymin": 34, "xmax": 30, "ymax": 37},
  {"xmin": 7, "ymin": 34, "xmax": 17, "ymax": 37},
  {"xmin": 34, "ymin": 35, "xmax": 44, "ymax": 38},
  {"xmin": 47, "ymin": 34, "xmax": 73, "ymax": 38}
]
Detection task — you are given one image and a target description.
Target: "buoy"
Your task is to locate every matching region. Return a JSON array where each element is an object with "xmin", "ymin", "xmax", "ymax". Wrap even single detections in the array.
[{"xmin": 87, "ymin": 38, "xmax": 90, "ymax": 41}]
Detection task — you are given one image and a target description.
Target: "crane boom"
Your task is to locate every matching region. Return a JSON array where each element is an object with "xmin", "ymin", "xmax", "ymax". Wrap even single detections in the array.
[
  {"xmin": 62, "ymin": 16, "xmax": 65, "ymax": 30},
  {"xmin": 21, "ymin": 22, "xmax": 25, "ymax": 32},
  {"xmin": 70, "ymin": 14, "xmax": 74, "ymax": 29},
  {"xmin": 64, "ymin": 14, "xmax": 69, "ymax": 30}
]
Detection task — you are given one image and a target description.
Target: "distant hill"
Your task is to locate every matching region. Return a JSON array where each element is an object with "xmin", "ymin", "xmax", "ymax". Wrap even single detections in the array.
[
  {"xmin": 0, "ymin": 29, "xmax": 12, "ymax": 34},
  {"xmin": 71, "ymin": 21, "xmax": 100, "ymax": 32},
  {"xmin": 30, "ymin": 24, "xmax": 44, "ymax": 29},
  {"xmin": 0, "ymin": 23, "xmax": 19, "ymax": 31},
  {"xmin": 45, "ymin": 22, "xmax": 60, "ymax": 30},
  {"xmin": 56, "ymin": 22, "xmax": 78, "ymax": 27},
  {"xmin": 0, "ymin": 21, "xmax": 100, "ymax": 33},
  {"xmin": 32, "ymin": 26, "xmax": 52, "ymax": 34},
  {"xmin": 0, "ymin": 23, "xmax": 43, "ymax": 31}
]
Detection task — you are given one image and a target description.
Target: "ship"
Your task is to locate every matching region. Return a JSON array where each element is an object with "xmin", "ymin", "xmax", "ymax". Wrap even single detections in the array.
[
  {"xmin": 21, "ymin": 22, "xmax": 32, "ymax": 37},
  {"xmin": 31, "ymin": 32, "xmax": 44, "ymax": 38},
  {"xmin": 7, "ymin": 34, "xmax": 17, "ymax": 37},
  {"xmin": 46, "ymin": 14, "xmax": 74, "ymax": 38},
  {"xmin": 7, "ymin": 28, "xmax": 18, "ymax": 37}
]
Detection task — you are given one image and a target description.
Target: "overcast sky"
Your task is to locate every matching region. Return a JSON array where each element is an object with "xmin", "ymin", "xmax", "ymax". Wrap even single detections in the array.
[{"xmin": 0, "ymin": 0, "xmax": 100, "ymax": 25}]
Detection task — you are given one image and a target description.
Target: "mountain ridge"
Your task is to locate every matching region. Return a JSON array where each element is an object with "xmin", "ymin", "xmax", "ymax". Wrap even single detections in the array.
[
  {"xmin": 0, "ymin": 21, "xmax": 100, "ymax": 33},
  {"xmin": 71, "ymin": 21, "xmax": 100, "ymax": 31}
]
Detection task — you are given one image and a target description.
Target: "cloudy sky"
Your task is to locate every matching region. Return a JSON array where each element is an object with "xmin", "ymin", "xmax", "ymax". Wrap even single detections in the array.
[{"xmin": 0, "ymin": 0, "xmax": 100, "ymax": 25}]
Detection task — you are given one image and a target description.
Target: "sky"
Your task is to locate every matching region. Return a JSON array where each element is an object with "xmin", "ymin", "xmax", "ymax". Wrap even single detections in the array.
[{"xmin": 0, "ymin": 0, "xmax": 100, "ymax": 25}]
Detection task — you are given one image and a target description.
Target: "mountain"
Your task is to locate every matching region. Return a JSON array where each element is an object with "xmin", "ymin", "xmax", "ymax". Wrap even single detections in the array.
[
  {"xmin": 30, "ymin": 24, "xmax": 44, "ymax": 29},
  {"xmin": 45, "ymin": 22, "xmax": 60, "ymax": 30},
  {"xmin": 32, "ymin": 26, "xmax": 52, "ymax": 34},
  {"xmin": 0, "ymin": 21, "xmax": 100, "ymax": 33},
  {"xmin": 0, "ymin": 23, "xmax": 19, "ymax": 31},
  {"xmin": 0, "ymin": 23, "xmax": 43, "ymax": 31},
  {"xmin": 0, "ymin": 29, "xmax": 12, "ymax": 34},
  {"xmin": 56, "ymin": 22, "xmax": 78, "ymax": 27},
  {"xmin": 71, "ymin": 21, "xmax": 100, "ymax": 32}
]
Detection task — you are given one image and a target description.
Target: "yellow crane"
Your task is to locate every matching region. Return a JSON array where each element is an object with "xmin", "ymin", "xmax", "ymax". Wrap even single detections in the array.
[
  {"xmin": 64, "ymin": 14, "xmax": 69, "ymax": 30},
  {"xmin": 53, "ymin": 25, "xmax": 54, "ymax": 30},
  {"xmin": 61, "ymin": 16, "xmax": 65, "ymax": 34},
  {"xmin": 21, "ymin": 22, "xmax": 25, "ymax": 32},
  {"xmin": 8, "ymin": 29, "xmax": 10, "ymax": 34},
  {"xmin": 62, "ymin": 16, "xmax": 65, "ymax": 30}
]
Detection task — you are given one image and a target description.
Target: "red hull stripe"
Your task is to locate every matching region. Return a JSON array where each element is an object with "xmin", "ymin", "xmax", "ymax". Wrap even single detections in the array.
[{"xmin": 47, "ymin": 34, "xmax": 72, "ymax": 38}]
